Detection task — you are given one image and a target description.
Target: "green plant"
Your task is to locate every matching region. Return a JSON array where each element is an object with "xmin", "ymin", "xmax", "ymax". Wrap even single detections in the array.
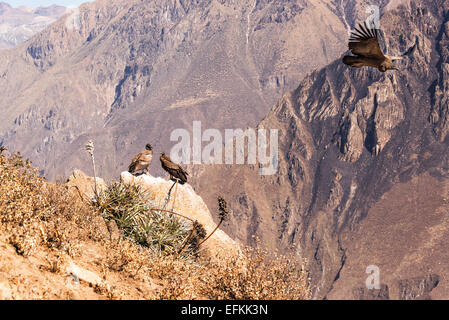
[{"xmin": 96, "ymin": 182, "xmax": 199, "ymax": 256}]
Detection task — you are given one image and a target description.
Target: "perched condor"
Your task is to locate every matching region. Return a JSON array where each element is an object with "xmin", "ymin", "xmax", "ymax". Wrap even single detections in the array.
[
  {"xmin": 159, "ymin": 152, "xmax": 188, "ymax": 185},
  {"xmin": 128, "ymin": 144, "xmax": 153, "ymax": 175}
]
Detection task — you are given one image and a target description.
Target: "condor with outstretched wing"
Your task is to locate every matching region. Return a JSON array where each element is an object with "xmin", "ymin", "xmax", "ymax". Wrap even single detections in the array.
[{"xmin": 343, "ymin": 22, "xmax": 416, "ymax": 72}]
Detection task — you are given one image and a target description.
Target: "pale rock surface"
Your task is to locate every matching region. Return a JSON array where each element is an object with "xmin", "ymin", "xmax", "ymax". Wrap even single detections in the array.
[
  {"xmin": 65, "ymin": 261, "xmax": 106, "ymax": 288},
  {"xmin": 65, "ymin": 169, "xmax": 107, "ymax": 201},
  {"xmin": 0, "ymin": 281, "xmax": 13, "ymax": 300}
]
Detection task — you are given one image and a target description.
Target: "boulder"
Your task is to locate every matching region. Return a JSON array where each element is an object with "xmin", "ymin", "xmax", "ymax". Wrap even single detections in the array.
[
  {"xmin": 66, "ymin": 169, "xmax": 107, "ymax": 201},
  {"xmin": 65, "ymin": 261, "xmax": 105, "ymax": 288}
]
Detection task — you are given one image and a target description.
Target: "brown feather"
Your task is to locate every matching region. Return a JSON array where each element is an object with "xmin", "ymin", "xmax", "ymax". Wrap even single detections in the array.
[
  {"xmin": 343, "ymin": 21, "xmax": 397, "ymax": 72},
  {"xmin": 348, "ymin": 38, "xmax": 385, "ymax": 59},
  {"xmin": 128, "ymin": 150, "xmax": 153, "ymax": 174},
  {"xmin": 348, "ymin": 23, "xmax": 384, "ymax": 59},
  {"xmin": 160, "ymin": 154, "xmax": 188, "ymax": 184}
]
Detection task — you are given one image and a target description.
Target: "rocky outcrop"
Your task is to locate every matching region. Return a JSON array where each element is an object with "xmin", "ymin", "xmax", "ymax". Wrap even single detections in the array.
[
  {"xmin": 65, "ymin": 169, "xmax": 107, "ymax": 201},
  {"xmin": 351, "ymin": 274, "xmax": 440, "ymax": 300},
  {"xmin": 64, "ymin": 169, "xmax": 239, "ymax": 255},
  {"xmin": 398, "ymin": 274, "xmax": 440, "ymax": 300},
  {"xmin": 65, "ymin": 261, "xmax": 107, "ymax": 289},
  {"xmin": 430, "ymin": 21, "xmax": 449, "ymax": 141},
  {"xmin": 120, "ymin": 172, "xmax": 239, "ymax": 255},
  {"xmin": 352, "ymin": 284, "xmax": 390, "ymax": 300}
]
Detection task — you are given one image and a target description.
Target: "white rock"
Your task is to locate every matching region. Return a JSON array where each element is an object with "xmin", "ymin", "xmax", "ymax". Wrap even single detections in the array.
[{"xmin": 66, "ymin": 262, "xmax": 104, "ymax": 287}]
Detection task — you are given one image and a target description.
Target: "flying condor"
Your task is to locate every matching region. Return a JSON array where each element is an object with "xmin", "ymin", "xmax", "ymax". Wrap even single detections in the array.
[{"xmin": 343, "ymin": 21, "xmax": 416, "ymax": 72}]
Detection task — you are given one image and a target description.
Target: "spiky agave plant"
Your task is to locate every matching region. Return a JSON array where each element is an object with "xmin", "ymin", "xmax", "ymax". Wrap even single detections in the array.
[{"xmin": 97, "ymin": 182, "xmax": 192, "ymax": 255}]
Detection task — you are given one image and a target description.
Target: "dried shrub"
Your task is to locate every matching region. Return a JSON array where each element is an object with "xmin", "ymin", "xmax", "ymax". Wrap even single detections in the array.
[
  {"xmin": 105, "ymin": 239, "xmax": 147, "ymax": 275},
  {"xmin": 0, "ymin": 153, "xmax": 101, "ymax": 257},
  {"xmin": 0, "ymin": 151, "xmax": 312, "ymax": 300},
  {"xmin": 43, "ymin": 254, "xmax": 68, "ymax": 274},
  {"xmin": 197, "ymin": 246, "xmax": 312, "ymax": 300}
]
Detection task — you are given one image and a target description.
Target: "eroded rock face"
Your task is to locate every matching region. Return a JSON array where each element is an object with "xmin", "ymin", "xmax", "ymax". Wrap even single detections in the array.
[
  {"xmin": 352, "ymin": 284, "xmax": 390, "ymax": 300},
  {"xmin": 0, "ymin": 0, "xmax": 393, "ymax": 181},
  {"xmin": 398, "ymin": 274, "xmax": 440, "ymax": 300},
  {"xmin": 350, "ymin": 274, "xmax": 440, "ymax": 300},
  {"xmin": 430, "ymin": 21, "xmax": 449, "ymax": 141}
]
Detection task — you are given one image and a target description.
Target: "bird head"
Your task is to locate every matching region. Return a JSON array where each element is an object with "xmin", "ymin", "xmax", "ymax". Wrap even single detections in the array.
[
  {"xmin": 379, "ymin": 59, "xmax": 398, "ymax": 72},
  {"xmin": 160, "ymin": 152, "xmax": 165, "ymax": 156},
  {"xmin": 145, "ymin": 144, "xmax": 153, "ymax": 150}
]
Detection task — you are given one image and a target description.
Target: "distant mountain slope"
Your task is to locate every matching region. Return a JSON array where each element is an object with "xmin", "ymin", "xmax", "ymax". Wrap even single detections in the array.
[
  {"xmin": 0, "ymin": 0, "xmax": 389, "ymax": 180},
  {"xmin": 191, "ymin": 0, "xmax": 449, "ymax": 299},
  {"xmin": 0, "ymin": 2, "xmax": 67, "ymax": 49}
]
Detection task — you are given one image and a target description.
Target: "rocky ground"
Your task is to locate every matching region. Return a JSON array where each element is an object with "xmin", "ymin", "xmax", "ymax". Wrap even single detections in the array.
[{"xmin": 0, "ymin": 150, "xmax": 310, "ymax": 300}]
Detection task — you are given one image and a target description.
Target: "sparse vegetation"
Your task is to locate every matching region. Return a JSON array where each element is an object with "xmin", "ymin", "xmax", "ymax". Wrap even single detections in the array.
[
  {"xmin": 96, "ymin": 182, "xmax": 195, "ymax": 255},
  {"xmin": 0, "ymin": 151, "xmax": 311, "ymax": 300},
  {"xmin": 0, "ymin": 152, "xmax": 102, "ymax": 258},
  {"xmin": 198, "ymin": 246, "xmax": 311, "ymax": 300}
]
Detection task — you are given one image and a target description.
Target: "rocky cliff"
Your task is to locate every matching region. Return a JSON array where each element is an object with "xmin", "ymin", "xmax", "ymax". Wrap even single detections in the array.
[
  {"xmin": 191, "ymin": 0, "xmax": 449, "ymax": 299},
  {"xmin": 0, "ymin": 0, "xmax": 390, "ymax": 180}
]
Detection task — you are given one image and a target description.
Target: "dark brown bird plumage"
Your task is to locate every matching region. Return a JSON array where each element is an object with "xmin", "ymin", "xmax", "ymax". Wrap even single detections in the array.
[
  {"xmin": 128, "ymin": 144, "xmax": 153, "ymax": 175},
  {"xmin": 160, "ymin": 152, "xmax": 188, "ymax": 184},
  {"xmin": 342, "ymin": 22, "xmax": 416, "ymax": 72}
]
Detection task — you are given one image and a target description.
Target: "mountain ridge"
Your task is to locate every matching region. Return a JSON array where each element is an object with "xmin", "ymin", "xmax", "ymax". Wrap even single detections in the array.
[
  {"xmin": 190, "ymin": 0, "xmax": 449, "ymax": 299},
  {"xmin": 0, "ymin": 1, "xmax": 67, "ymax": 49},
  {"xmin": 0, "ymin": 0, "xmax": 390, "ymax": 181}
]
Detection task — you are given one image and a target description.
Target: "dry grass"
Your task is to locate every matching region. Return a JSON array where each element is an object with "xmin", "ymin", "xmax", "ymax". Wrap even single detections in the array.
[
  {"xmin": 0, "ymin": 153, "xmax": 105, "ymax": 258},
  {"xmin": 0, "ymin": 151, "xmax": 311, "ymax": 300},
  {"xmin": 197, "ymin": 246, "xmax": 311, "ymax": 300}
]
